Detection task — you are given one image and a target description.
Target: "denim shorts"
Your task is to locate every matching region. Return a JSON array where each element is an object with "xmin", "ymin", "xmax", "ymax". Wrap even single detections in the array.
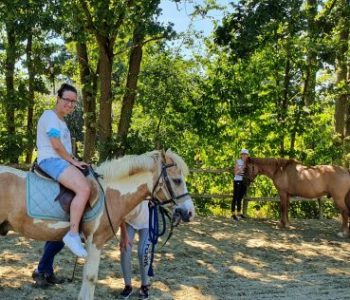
[{"xmin": 39, "ymin": 158, "xmax": 71, "ymax": 180}]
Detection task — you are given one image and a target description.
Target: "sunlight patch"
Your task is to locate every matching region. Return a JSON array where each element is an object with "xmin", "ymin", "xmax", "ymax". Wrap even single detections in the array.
[{"xmin": 185, "ymin": 240, "xmax": 218, "ymax": 252}]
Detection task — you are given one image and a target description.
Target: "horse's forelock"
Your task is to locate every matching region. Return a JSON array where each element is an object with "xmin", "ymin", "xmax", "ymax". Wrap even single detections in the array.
[{"xmin": 166, "ymin": 149, "xmax": 189, "ymax": 177}]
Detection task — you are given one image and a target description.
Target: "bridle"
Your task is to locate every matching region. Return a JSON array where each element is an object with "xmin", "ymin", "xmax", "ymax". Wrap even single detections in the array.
[
  {"xmin": 149, "ymin": 162, "xmax": 190, "ymax": 206},
  {"xmin": 147, "ymin": 161, "xmax": 191, "ymax": 277},
  {"xmin": 245, "ymin": 162, "xmax": 256, "ymax": 185}
]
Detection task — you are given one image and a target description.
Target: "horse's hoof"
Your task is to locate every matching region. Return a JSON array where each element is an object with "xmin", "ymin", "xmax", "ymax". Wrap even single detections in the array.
[
  {"xmin": 337, "ymin": 232, "xmax": 349, "ymax": 238},
  {"xmin": 0, "ymin": 221, "xmax": 10, "ymax": 236},
  {"xmin": 278, "ymin": 222, "xmax": 287, "ymax": 229}
]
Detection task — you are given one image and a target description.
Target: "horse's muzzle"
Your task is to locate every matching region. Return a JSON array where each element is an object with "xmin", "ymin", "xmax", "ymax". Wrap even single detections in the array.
[{"xmin": 173, "ymin": 207, "xmax": 192, "ymax": 225}]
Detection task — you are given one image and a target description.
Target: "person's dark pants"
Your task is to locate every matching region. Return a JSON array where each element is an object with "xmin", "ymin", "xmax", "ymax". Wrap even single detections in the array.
[
  {"xmin": 37, "ymin": 241, "xmax": 65, "ymax": 275},
  {"xmin": 231, "ymin": 180, "xmax": 247, "ymax": 213}
]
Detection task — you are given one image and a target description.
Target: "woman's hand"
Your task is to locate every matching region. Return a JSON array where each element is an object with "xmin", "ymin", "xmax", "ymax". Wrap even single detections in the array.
[
  {"xmin": 119, "ymin": 236, "xmax": 132, "ymax": 251},
  {"xmin": 119, "ymin": 222, "xmax": 132, "ymax": 251},
  {"xmin": 71, "ymin": 160, "xmax": 89, "ymax": 169}
]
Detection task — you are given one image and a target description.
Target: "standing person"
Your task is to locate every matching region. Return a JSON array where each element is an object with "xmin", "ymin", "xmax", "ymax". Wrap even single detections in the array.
[
  {"xmin": 119, "ymin": 200, "xmax": 151, "ymax": 300},
  {"xmin": 36, "ymin": 83, "xmax": 91, "ymax": 257},
  {"xmin": 231, "ymin": 149, "xmax": 250, "ymax": 221}
]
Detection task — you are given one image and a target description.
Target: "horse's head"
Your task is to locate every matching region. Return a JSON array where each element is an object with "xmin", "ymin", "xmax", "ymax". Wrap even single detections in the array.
[
  {"xmin": 245, "ymin": 157, "xmax": 259, "ymax": 186},
  {"xmin": 151, "ymin": 149, "xmax": 195, "ymax": 223}
]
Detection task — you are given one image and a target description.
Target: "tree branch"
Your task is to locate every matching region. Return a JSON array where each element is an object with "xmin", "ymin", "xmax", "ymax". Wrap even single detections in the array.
[
  {"xmin": 79, "ymin": 0, "xmax": 97, "ymax": 35},
  {"xmin": 111, "ymin": 0, "xmax": 135, "ymax": 38},
  {"xmin": 113, "ymin": 34, "xmax": 167, "ymax": 56}
]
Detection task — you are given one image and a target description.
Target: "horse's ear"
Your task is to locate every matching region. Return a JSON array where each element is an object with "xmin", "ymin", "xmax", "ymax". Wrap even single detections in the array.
[{"xmin": 161, "ymin": 149, "xmax": 166, "ymax": 161}]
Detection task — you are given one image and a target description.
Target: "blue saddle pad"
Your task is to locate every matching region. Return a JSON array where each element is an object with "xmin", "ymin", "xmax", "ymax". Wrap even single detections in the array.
[{"xmin": 26, "ymin": 172, "xmax": 104, "ymax": 222}]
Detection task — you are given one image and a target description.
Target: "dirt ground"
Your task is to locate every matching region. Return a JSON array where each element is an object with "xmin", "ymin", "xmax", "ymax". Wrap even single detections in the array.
[{"xmin": 1, "ymin": 216, "xmax": 350, "ymax": 300}]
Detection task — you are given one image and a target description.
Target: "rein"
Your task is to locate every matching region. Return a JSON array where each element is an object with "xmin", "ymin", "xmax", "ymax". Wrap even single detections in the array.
[{"xmin": 88, "ymin": 166, "xmax": 118, "ymax": 239}]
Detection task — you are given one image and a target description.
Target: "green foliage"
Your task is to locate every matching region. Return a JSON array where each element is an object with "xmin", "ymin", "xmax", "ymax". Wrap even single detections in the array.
[
  {"xmin": 0, "ymin": 0, "xmax": 348, "ymax": 221},
  {"xmin": 0, "ymin": 130, "xmax": 23, "ymax": 163}
]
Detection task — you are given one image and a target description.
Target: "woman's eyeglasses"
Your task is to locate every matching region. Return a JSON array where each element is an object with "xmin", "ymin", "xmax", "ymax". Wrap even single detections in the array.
[{"xmin": 61, "ymin": 97, "xmax": 78, "ymax": 106}]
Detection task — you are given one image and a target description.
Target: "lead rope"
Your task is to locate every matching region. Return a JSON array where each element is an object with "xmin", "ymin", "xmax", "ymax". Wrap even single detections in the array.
[{"xmin": 147, "ymin": 202, "xmax": 169, "ymax": 276}]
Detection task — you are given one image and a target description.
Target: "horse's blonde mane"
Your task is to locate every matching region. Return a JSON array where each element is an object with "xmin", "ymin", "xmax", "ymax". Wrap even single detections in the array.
[
  {"xmin": 251, "ymin": 157, "xmax": 298, "ymax": 169},
  {"xmin": 96, "ymin": 149, "xmax": 189, "ymax": 181},
  {"xmin": 96, "ymin": 151, "xmax": 159, "ymax": 181}
]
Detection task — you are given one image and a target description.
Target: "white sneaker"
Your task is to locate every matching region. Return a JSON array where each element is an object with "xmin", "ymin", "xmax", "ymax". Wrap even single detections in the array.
[{"xmin": 63, "ymin": 232, "xmax": 88, "ymax": 258}]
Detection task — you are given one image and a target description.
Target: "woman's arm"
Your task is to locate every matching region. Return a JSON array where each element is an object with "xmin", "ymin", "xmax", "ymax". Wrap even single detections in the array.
[
  {"xmin": 234, "ymin": 161, "xmax": 245, "ymax": 176},
  {"xmin": 50, "ymin": 138, "xmax": 88, "ymax": 168},
  {"xmin": 234, "ymin": 163, "xmax": 241, "ymax": 175},
  {"xmin": 119, "ymin": 222, "xmax": 131, "ymax": 251}
]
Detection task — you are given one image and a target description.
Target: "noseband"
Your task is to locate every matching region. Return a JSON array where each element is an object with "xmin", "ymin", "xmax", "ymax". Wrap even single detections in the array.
[{"xmin": 150, "ymin": 162, "xmax": 190, "ymax": 206}]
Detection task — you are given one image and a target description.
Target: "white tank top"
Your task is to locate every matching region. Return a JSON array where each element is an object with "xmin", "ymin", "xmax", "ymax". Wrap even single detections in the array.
[
  {"xmin": 234, "ymin": 158, "xmax": 245, "ymax": 181},
  {"xmin": 125, "ymin": 200, "xmax": 149, "ymax": 230}
]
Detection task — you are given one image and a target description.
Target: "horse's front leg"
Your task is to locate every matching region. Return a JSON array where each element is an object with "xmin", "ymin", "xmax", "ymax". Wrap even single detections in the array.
[
  {"xmin": 278, "ymin": 192, "xmax": 290, "ymax": 228},
  {"xmin": 78, "ymin": 237, "xmax": 101, "ymax": 300},
  {"xmin": 338, "ymin": 208, "xmax": 349, "ymax": 238},
  {"xmin": 330, "ymin": 194, "xmax": 350, "ymax": 238}
]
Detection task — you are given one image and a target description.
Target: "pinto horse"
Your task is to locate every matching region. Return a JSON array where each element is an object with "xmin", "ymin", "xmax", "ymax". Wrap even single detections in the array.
[
  {"xmin": 0, "ymin": 149, "xmax": 195, "ymax": 299},
  {"xmin": 245, "ymin": 157, "xmax": 350, "ymax": 237}
]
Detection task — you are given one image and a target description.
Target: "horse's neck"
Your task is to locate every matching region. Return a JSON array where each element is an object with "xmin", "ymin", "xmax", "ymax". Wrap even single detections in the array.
[
  {"xmin": 258, "ymin": 164, "xmax": 276, "ymax": 179},
  {"xmin": 102, "ymin": 171, "xmax": 153, "ymax": 219},
  {"xmin": 104, "ymin": 184, "xmax": 149, "ymax": 221},
  {"xmin": 114, "ymin": 185, "xmax": 149, "ymax": 218},
  {"xmin": 90, "ymin": 184, "xmax": 149, "ymax": 248},
  {"xmin": 102, "ymin": 171, "xmax": 153, "ymax": 195}
]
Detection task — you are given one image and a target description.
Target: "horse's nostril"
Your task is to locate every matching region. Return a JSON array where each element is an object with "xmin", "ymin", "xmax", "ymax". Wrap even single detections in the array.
[{"xmin": 189, "ymin": 211, "xmax": 192, "ymax": 217}]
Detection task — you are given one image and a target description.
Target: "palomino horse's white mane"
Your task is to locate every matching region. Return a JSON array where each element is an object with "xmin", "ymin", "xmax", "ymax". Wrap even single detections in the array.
[{"xmin": 96, "ymin": 149, "xmax": 189, "ymax": 181}]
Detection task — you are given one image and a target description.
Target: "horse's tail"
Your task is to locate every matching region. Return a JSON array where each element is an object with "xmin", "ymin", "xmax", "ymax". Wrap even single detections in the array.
[{"xmin": 345, "ymin": 188, "xmax": 350, "ymax": 216}]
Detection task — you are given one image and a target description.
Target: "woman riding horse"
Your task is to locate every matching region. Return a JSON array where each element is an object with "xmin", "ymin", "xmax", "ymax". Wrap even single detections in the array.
[{"xmin": 0, "ymin": 149, "xmax": 195, "ymax": 299}]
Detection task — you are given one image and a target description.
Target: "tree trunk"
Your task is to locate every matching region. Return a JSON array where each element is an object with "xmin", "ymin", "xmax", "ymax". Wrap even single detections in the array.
[
  {"xmin": 78, "ymin": 0, "xmax": 136, "ymax": 161},
  {"xmin": 25, "ymin": 31, "xmax": 35, "ymax": 163},
  {"xmin": 290, "ymin": 104, "xmax": 302, "ymax": 158},
  {"xmin": 338, "ymin": 0, "xmax": 350, "ymax": 166},
  {"xmin": 76, "ymin": 42, "xmax": 97, "ymax": 162},
  {"xmin": 115, "ymin": 29, "xmax": 144, "ymax": 157},
  {"xmin": 4, "ymin": 22, "xmax": 18, "ymax": 163},
  {"xmin": 334, "ymin": 0, "xmax": 349, "ymax": 140},
  {"xmin": 98, "ymin": 40, "xmax": 113, "ymax": 161},
  {"xmin": 278, "ymin": 56, "xmax": 291, "ymax": 156},
  {"xmin": 303, "ymin": 0, "xmax": 317, "ymax": 107}
]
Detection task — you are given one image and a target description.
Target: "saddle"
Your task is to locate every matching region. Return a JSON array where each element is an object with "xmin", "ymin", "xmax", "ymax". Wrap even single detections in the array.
[{"xmin": 30, "ymin": 162, "xmax": 94, "ymax": 214}]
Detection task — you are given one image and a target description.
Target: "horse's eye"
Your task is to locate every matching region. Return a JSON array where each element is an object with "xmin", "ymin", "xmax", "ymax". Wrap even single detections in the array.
[{"xmin": 173, "ymin": 178, "xmax": 182, "ymax": 186}]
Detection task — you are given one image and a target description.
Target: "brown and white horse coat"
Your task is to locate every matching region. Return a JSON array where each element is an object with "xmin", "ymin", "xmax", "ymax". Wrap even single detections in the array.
[{"xmin": 0, "ymin": 150, "xmax": 195, "ymax": 299}]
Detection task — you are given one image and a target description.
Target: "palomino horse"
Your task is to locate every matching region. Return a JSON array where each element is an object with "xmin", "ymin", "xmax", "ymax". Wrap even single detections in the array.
[
  {"xmin": 245, "ymin": 157, "xmax": 350, "ymax": 237},
  {"xmin": 0, "ymin": 149, "xmax": 195, "ymax": 299}
]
